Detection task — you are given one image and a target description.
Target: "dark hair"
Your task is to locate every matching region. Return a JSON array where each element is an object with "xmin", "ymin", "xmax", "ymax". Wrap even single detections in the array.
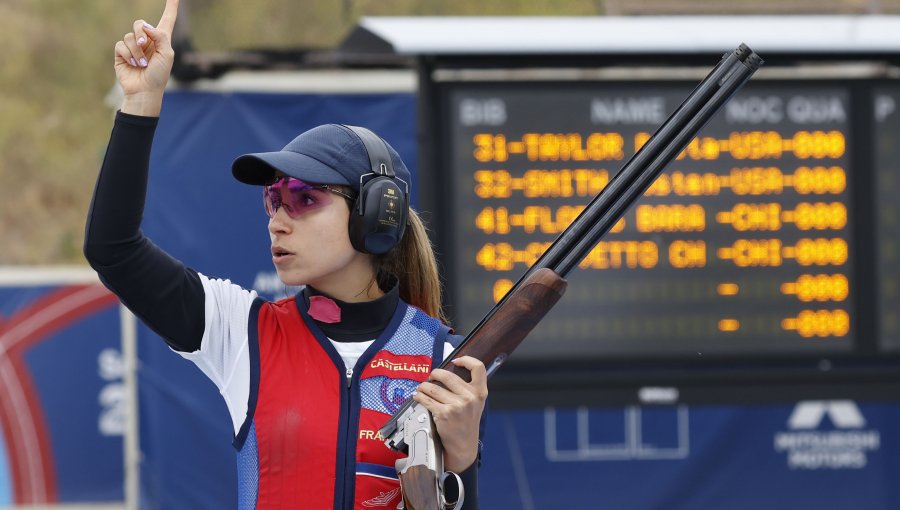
[
  {"xmin": 333, "ymin": 188, "xmax": 446, "ymax": 323},
  {"xmin": 376, "ymin": 208, "xmax": 446, "ymax": 323}
]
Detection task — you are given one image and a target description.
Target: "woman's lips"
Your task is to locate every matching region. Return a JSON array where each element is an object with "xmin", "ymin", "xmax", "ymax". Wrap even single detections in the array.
[{"xmin": 271, "ymin": 246, "xmax": 294, "ymax": 263}]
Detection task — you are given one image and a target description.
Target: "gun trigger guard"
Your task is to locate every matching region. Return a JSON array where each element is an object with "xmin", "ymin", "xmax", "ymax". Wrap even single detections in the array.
[{"xmin": 439, "ymin": 470, "xmax": 464, "ymax": 510}]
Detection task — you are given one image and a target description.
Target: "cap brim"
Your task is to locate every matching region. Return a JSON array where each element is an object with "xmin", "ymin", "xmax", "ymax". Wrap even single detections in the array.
[{"xmin": 232, "ymin": 150, "xmax": 352, "ymax": 186}]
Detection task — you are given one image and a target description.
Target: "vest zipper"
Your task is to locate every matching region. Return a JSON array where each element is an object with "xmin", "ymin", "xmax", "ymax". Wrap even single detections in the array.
[{"xmin": 340, "ymin": 366, "xmax": 354, "ymax": 510}]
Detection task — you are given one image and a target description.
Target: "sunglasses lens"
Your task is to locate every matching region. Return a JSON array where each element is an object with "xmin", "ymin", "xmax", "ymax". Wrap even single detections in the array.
[
  {"xmin": 263, "ymin": 186, "xmax": 280, "ymax": 217},
  {"xmin": 263, "ymin": 178, "xmax": 334, "ymax": 218}
]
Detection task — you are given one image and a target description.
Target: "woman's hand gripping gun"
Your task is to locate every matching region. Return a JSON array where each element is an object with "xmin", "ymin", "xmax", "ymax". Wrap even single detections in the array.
[{"xmin": 380, "ymin": 44, "xmax": 764, "ymax": 510}]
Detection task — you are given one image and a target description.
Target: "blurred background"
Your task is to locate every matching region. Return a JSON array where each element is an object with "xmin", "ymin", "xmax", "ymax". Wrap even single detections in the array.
[
  {"xmin": 4, "ymin": 0, "xmax": 900, "ymax": 266},
  {"xmin": 4, "ymin": 0, "xmax": 900, "ymax": 509}
]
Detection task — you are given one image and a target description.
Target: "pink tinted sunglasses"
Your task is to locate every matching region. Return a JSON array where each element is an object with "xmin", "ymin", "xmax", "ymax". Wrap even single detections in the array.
[{"xmin": 263, "ymin": 176, "xmax": 354, "ymax": 219}]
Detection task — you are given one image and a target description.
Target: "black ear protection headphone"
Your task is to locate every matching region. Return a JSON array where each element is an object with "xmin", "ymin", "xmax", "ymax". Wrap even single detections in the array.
[{"xmin": 342, "ymin": 125, "xmax": 409, "ymax": 255}]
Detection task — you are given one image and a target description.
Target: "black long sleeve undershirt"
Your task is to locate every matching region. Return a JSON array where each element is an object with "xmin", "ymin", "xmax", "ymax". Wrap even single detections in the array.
[{"xmin": 83, "ymin": 111, "xmax": 205, "ymax": 352}]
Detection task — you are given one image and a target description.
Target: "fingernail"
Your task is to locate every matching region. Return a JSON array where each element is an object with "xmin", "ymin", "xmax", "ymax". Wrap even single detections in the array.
[
  {"xmin": 143, "ymin": 22, "xmax": 155, "ymax": 30},
  {"xmin": 138, "ymin": 36, "xmax": 146, "ymax": 45},
  {"xmin": 130, "ymin": 57, "xmax": 137, "ymax": 66},
  {"xmin": 139, "ymin": 57, "xmax": 148, "ymax": 67},
  {"xmin": 411, "ymin": 391, "xmax": 418, "ymax": 397}
]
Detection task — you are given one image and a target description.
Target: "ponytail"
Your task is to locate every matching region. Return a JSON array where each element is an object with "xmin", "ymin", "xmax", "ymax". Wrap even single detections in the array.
[{"xmin": 377, "ymin": 208, "xmax": 447, "ymax": 324}]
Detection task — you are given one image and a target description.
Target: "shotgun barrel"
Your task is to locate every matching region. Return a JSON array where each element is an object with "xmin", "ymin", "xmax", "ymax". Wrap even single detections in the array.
[{"xmin": 381, "ymin": 48, "xmax": 764, "ymax": 510}]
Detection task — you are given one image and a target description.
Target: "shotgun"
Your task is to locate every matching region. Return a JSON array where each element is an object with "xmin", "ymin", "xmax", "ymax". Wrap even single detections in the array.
[{"xmin": 382, "ymin": 43, "xmax": 764, "ymax": 509}]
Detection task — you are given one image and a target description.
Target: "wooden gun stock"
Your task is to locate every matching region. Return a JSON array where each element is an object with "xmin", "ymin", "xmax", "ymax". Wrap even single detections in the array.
[
  {"xmin": 399, "ymin": 466, "xmax": 441, "ymax": 510},
  {"xmin": 444, "ymin": 268, "xmax": 567, "ymax": 382}
]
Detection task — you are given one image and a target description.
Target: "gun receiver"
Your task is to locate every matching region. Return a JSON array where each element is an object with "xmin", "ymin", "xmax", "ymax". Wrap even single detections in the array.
[{"xmin": 394, "ymin": 406, "xmax": 464, "ymax": 510}]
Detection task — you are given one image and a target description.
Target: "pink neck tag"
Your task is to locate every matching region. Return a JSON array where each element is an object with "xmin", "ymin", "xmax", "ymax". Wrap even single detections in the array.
[{"xmin": 308, "ymin": 295, "xmax": 341, "ymax": 323}]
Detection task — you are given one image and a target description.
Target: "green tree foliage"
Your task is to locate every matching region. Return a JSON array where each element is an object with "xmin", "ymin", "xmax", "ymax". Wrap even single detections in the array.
[{"xmin": 1, "ymin": 0, "xmax": 160, "ymax": 264}]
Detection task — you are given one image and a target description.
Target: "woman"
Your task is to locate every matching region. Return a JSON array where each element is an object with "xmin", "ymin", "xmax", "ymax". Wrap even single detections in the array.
[{"xmin": 84, "ymin": 1, "xmax": 487, "ymax": 508}]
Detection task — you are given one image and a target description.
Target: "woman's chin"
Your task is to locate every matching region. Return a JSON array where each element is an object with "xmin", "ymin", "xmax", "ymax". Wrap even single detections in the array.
[{"xmin": 273, "ymin": 268, "xmax": 305, "ymax": 288}]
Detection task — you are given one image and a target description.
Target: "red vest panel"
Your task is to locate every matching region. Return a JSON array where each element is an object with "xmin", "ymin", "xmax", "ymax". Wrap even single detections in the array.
[{"xmin": 239, "ymin": 296, "xmax": 445, "ymax": 510}]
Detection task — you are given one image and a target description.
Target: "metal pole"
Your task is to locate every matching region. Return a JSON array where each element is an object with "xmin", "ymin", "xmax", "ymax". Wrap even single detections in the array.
[{"xmin": 120, "ymin": 305, "xmax": 139, "ymax": 510}]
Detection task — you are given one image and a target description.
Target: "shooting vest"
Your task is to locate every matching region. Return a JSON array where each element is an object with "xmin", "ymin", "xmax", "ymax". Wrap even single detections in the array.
[{"xmin": 234, "ymin": 295, "xmax": 448, "ymax": 510}]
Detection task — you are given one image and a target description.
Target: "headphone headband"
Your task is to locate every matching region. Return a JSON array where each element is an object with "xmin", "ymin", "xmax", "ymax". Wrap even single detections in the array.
[{"xmin": 344, "ymin": 125, "xmax": 395, "ymax": 179}]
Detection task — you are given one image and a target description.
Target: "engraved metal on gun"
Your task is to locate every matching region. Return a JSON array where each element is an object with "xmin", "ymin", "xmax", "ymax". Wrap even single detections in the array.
[
  {"xmin": 383, "ymin": 401, "xmax": 416, "ymax": 451},
  {"xmin": 394, "ymin": 405, "xmax": 464, "ymax": 510}
]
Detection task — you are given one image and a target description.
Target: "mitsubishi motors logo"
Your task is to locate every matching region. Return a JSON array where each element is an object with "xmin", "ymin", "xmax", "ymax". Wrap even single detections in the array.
[
  {"xmin": 787, "ymin": 400, "xmax": 865, "ymax": 429},
  {"xmin": 774, "ymin": 400, "xmax": 880, "ymax": 470}
]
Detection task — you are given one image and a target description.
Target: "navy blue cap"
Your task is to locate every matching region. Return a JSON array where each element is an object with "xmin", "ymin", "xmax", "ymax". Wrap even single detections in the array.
[{"xmin": 231, "ymin": 124, "xmax": 411, "ymax": 192}]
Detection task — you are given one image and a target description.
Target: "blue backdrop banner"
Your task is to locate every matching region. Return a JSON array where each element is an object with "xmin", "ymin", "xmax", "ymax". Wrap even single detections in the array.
[{"xmin": 0, "ymin": 281, "xmax": 123, "ymax": 505}]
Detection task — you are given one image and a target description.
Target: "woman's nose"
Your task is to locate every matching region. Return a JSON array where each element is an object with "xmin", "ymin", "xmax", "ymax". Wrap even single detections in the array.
[{"xmin": 268, "ymin": 207, "xmax": 292, "ymax": 235}]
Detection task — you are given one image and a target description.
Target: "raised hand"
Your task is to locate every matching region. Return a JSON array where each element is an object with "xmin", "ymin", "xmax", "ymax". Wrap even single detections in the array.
[{"xmin": 113, "ymin": 0, "xmax": 180, "ymax": 116}]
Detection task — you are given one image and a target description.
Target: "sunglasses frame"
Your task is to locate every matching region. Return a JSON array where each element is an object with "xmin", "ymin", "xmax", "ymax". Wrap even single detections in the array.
[{"xmin": 263, "ymin": 176, "xmax": 356, "ymax": 219}]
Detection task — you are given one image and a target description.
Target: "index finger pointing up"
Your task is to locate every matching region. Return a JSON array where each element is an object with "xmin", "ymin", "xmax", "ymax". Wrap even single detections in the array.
[{"xmin": 157, "ymin": 0, "xmax": 180, "ymax": 33}]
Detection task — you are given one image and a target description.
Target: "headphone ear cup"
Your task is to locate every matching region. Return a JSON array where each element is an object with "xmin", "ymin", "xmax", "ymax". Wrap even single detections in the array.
[{"xmin": 348, "ymin": 176, "xmax": 408, "ymax": 255}]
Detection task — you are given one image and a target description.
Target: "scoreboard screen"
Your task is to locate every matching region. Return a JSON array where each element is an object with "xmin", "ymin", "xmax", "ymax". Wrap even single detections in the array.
[
  {"xmin": 446, "ymin": 83, "xmax": 855, "ymax": 359},
  {"xmin": 420, "ymin": 69, "xmax": 900, "ymax": 402}
]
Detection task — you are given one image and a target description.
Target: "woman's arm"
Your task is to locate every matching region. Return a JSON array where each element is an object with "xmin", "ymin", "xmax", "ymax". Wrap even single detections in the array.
[
  {"xmin": 83, "ymin": 0, "xmax": 206, "ymax": 351},
  {"xmin": 84, "ymin": 112, "xmax": 205, "ymax": 352}
]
